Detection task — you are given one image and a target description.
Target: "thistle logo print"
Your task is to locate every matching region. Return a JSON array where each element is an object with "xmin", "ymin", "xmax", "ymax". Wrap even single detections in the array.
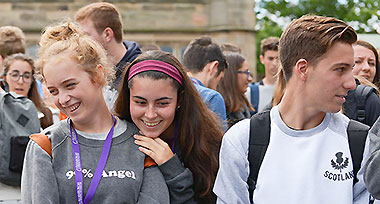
[{"xmin": 331, "ymin": 152, "xmax": 349, "ymax": 173}]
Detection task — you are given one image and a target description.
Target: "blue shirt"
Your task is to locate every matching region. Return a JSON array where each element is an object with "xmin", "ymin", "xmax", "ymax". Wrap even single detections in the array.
[{"xmin": 191, "ymin": 77, "xmax": 227, "ymax": 131}]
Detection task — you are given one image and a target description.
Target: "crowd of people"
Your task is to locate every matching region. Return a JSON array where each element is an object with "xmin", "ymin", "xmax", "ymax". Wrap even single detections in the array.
[{"xmin": 1, "ymin": 2, "xmax": 380, "ymax": 204}]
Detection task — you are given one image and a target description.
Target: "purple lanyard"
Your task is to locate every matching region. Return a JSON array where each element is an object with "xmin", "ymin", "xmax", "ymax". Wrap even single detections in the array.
[{"xmin": 69, "ymin": 116, "xmax": 116, "ymax": 204}]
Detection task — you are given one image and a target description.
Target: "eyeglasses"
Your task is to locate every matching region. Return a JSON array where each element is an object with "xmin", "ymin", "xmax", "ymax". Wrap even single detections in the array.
[
  {"xmin": 7, "ymin": 71, "xmax": 32, "ymax": 83},
  {"xmin": 237, "ymin": 70, "xmax": 251, "ymax": 80}
]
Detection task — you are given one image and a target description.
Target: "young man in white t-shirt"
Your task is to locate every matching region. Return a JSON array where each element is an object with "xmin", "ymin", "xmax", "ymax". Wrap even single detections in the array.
[{"xmin": 214, "ymin": 15, "xmax": 371, "ymax": 204}]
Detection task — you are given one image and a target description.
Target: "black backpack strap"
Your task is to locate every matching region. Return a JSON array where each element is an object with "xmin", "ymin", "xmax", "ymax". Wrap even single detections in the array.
[
  {"xmin": 355, "ymin": 85, "xmax": 375, "ymax": 123},
  {"xmin": 347, "ymin": 119, "xmax": 369, "ymax": 185},
  {"xmin": 0, "ymin": 79, "xmax": 9, "ymax": 92},
  {"xmin": 247, "ymin": 111, "xmax": 271, "ymax": 203}
]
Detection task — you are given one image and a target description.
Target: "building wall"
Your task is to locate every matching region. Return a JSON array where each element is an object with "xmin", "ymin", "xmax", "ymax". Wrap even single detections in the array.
[{"xmin": 0, "ymin": 0, "xmax": 256, "ymax": 77}]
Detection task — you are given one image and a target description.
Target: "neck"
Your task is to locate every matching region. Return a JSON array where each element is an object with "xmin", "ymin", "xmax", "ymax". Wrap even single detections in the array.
[
  {"xmin": 106, "ymin": 41, "xmax": 127, "ymax": 66},
  {"xmin": 71, "ymin": 100, "xmax": 115, "ymax": 134},
  {"xmin": 262, "ymin": 76, "xmax": 276, "ymax": 86},
  {"xmin": 278, "ymin": 90, "xmax": 325, "ymax": 130},
  {"xmin": 160, "ymin": 122, "xmax": 175, "ymax": 141},
  {"xmin": 187, "ymin": 72, "xmax": 207, "ymax": 86}
]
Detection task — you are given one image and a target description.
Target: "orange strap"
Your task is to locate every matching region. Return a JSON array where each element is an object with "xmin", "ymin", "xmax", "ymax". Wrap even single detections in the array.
[
  {"xmin": 59, "ymin": 112, "xmax": 68, "ymax": 120},
  {"xmin": 144, "ymin": 156, "xmax": 157, "ymax": 168},
  {"xmin": 30, "ymin": 133, "xmax": 156, "ymax": 166},
  {"xmin": 30, "ymin": 134, "xmax": 52, "ymax": 157}
]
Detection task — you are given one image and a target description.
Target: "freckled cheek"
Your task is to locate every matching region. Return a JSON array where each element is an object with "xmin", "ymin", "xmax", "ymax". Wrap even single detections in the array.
[
  {"xmin": 352, "ymin": 66, "xmax": 361, "ymax": 74},
  {"xmin": 158, "ymin": 108, "xmax": 176, "ymax": 122},
  {"xmin": 370, "ymin": 67, "xmax": 377, "ymax": 74},
  {"xmin": 130, "ymin": 107, "xmax": 144, "ymax": 121}
]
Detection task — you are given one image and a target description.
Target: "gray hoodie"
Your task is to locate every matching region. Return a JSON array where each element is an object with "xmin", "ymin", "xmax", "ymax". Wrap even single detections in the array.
[
  {"xmin": 364, "ymin": 117, "xmax": 380, "ymax": 200},
  {"xmin": 21, "ymin": 119, "xmax": 169, "ymax": 204}
]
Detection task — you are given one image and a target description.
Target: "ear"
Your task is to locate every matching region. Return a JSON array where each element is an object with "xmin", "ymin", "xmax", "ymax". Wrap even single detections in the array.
[
  {"xmin": 0, "ymin": 55, "xmax": 4, "ymax": 70},
  {"xmin": 295, "ymin": 59, "xmax": 309, "ymax": 81},
  {"xmin": 259, "ymin": 55, "xmax": 265, "ymax": 64},
  {"xmin": 206, "ymin": 61, "xmax": 219, "ymax": 75},
  {"xmin": 103, "ymin": 27, "xmax": 114, "ymax": 43},
  {"xmin": 93, "ymin": 64, "xmax": 105, "ymax": 86}
]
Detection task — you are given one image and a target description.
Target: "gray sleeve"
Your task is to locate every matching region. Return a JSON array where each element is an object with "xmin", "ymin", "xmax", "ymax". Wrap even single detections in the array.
[
  {"xmin": 158, "ymin": 155, "xmax": 197, "ymax": 204},
  {"xmin": 137, "ymin": 166, "xmax": 170, "ymax": 204},
  {"xmin": 364, "ymin": 117, "xmax": 380, "ymax": 199},
  {"xmin": 213, "ymin": 120, "xmax": 251, "ymax": 204},
  {"xmin": 21, "ymin": 140, "xmax": 59, "ymax": 204}
]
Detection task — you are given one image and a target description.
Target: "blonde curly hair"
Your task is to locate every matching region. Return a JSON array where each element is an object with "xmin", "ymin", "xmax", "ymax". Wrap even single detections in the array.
[{"xmin": 38, "ymin": 21, "xmax": 114, "ymax": 87}]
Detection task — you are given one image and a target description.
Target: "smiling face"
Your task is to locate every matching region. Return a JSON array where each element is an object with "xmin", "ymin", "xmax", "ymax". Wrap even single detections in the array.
[
  {"xmin": 129, "ymin": 76, "xmax": 178, "ymax": 138},
  {"xmin": 305, "ymin": 42, "xmax": 356, "ymax": 113},
  {"xmin": 5, "ymin": 60, "xmax": 33, "ymax": 96},
  {"xmin": 44, "ymin": 57, "xmax": 103, "ymax": 125},
  {"xmin": 353, "ymin": 45, "xmax": 377, "ymax": 82}
]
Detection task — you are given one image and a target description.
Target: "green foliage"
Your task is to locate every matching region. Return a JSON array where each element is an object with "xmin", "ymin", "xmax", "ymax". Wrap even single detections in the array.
[{"xmin": 255, "ymin": 0, "xmax": 380, "ymax": 77}]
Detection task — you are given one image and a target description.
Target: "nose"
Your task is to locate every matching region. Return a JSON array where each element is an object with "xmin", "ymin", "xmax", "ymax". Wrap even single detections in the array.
[
  {"xmin": 17, "ymin": 76, "xmax": 24, "ymax": 84},
  {"xmin": 248, "ymin": 73, "xmax": 253, "ymax": 82},
  {"xmin": 344, "ymin": 72, "xmax": 356, "ymax": 91},
  {"xmin": 361, "ymin": 62, "xmax": 370, "ymax": 72},
  {"xmin": 273, "ymin": 58, "xmax": 279, "ymax": 67},
  {"xmin": 145, "ymin": 105, "xmax": 157, "ymax": 119},
  {"xmin": 58, "ymin": 91, "xmax": 70, "ymax": 105}
]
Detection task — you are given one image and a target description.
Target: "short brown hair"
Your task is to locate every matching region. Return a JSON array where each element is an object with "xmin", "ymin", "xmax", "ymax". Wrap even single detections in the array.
[
  {"xmin": 182, "ymin": 36, "xmax": 227, "ymax": 75},
  {"xmin": 279, "ymin": 15, "xmax": 357, "ymax": 81},
  {"xmin": 75, "ymin": 2, "xmax": 123, "ymax": 43},
  {"xmin": 0, "ymin": 26, "xmax": 26, "ymax": 58},
  {"xmin": 260, "ymin": 37, "xmax": 279, "ymax": 56},
  {"xmin": 220, "ymin": 43, "xmax": 241, "ymax": 53}
]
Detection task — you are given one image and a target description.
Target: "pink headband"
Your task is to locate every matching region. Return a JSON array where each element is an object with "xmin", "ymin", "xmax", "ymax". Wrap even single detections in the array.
[{"xmin": 128, "ymin": 60, "xmax": 183, "ymax": 86}]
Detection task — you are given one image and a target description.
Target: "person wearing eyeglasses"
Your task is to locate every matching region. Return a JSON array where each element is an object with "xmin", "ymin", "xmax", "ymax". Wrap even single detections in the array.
[
  {"xmin": 217, "ymin": 52, "xmax": 254, "ymax": 128},
  {"xmin": 2, "ymin": 53, "xmax": 53, "ymax": 129}
]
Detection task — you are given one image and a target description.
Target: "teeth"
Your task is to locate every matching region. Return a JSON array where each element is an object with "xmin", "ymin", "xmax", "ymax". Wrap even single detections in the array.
[
  {"xmin": 143, "ymin": 121, "xmax": 160, "ymax": 127},
  {"xmin": 70, "ymin": 103, "xmax": 80, "ymax": 112}
]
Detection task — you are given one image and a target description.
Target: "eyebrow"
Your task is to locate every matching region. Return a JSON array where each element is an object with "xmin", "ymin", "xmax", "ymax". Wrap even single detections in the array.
[
  {"xmin": 132, "ymin": 96, "xmax": 173, "ymax": 101},
  {"xmin": 46, "ymin": 78, "xmax": 76, "ymax": 89},
  {"xmin": 333, "ymin": 62, "xmax": 354, "ymax": 67},
  {"xmin": 10, "ymin": 70, "xmax": 31, "ymax": 74}
]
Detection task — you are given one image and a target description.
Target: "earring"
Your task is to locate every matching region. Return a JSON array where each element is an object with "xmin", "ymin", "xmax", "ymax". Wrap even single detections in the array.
[{"xmin": 177, "ymin": 105, "xmax": 180, "ymax": 109}]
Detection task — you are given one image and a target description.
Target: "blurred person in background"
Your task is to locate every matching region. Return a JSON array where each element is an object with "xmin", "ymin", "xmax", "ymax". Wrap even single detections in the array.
[
  {"xmin": 75, "ymin": 2, "xmax": 142, "ymax": 109},
  {"xmin": 246, "ymin": 37, "xmax": 279, "ymax": 115},
  {"xmin": 217, "ymin": 52, "xmax": 253, "ymax": 128},
  {"xmin": 3, "ymin": 53, "xmax": 53, "ymax": 129}
]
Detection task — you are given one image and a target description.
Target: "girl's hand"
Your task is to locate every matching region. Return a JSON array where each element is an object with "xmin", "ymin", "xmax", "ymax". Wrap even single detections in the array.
[{"xmin": 134, "ymin": 134, "xmax": 174, "ymax": 165}]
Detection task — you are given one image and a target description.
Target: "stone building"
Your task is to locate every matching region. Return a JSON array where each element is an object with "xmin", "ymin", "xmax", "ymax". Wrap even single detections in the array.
[{"xmin": 0, "ymin": 0, "xmax": 256, "ymax": 77}]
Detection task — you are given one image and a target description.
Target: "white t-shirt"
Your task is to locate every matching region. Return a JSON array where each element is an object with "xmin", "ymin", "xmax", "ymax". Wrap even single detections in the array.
[{"xmin": 214, "ymin": 106, "xmax": 371, "ymax": 204}]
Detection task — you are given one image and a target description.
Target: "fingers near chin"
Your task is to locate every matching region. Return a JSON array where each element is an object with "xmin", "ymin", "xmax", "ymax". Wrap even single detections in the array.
[{"xmin": 138, "ymin": 146, "xmax": 152, "ymax": 156}]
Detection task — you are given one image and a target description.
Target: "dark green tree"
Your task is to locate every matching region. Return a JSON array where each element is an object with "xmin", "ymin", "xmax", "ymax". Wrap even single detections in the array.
[{"xmin": 255, "ymin": 0, "xmax": 380, "ymax": 78}]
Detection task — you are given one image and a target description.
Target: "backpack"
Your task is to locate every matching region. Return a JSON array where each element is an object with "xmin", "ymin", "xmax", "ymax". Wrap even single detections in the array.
[
  {"xmin": 0, "ymin": 80, "xmax": 40, "ymax": 186},
  {"xmin": 249, "ymin": 83, "xmax": 259, "ymax": 115},
  {"xmin": 247, "ymin": 111, "xmax": 369, "ymax": 203},
  {"xmin": 343, "ymin": 84, "xmax": 376, "ymax": 126}
]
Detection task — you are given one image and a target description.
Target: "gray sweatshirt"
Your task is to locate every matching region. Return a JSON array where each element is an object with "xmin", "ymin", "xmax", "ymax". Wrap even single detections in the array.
[
  {"xmin": 364, "ymin": 117, "xmax": 380, "ymax": 200},
  {"xmin": 21, "ymin": 119, "xmax": 169, "ymax": 204},
  {"xmin": 158, "ymin": 154, "xmax": 197, "ymax": 204}
]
